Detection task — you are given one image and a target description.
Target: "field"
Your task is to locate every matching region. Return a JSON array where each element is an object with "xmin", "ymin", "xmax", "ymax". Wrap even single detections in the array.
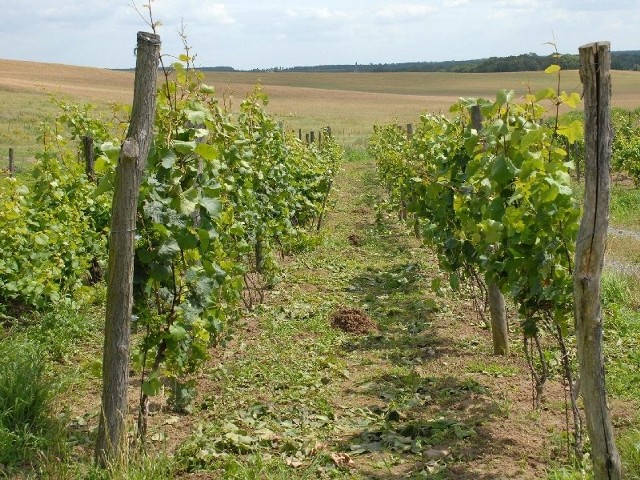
[
  {"xmin": 2, "ymin": 59, "xmax": 640, "ymax": 167},
  {"xmin": 1, "ymin": 58, "xmax": 640, "ymax": 479}
]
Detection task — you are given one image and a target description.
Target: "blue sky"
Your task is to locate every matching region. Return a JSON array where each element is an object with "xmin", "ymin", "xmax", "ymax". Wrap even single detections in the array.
[{"xmin": 1, "ymin": 0, "xmax": 638, "ymax": 69}]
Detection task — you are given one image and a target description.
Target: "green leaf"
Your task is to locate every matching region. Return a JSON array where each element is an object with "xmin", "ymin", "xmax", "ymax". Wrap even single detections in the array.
[
  {"xmin": 158, "ymin": 239, "xmax": 180, "ymax": 257},
  {"xmin": 195, "ymin": 143, "xmax": 219, "ymax": 161},
  {"xmin": 545, "ymin": 64, "xmax": 561, "ymax": 74},
  {"xmin": 169, "ymin": 324, "xmax": 188, "ymax": 341},
  {"xmin": 520, "ymin": 128, "xmax": 544, "ymax": 151},
  {"xmin": 482, "ymin": 219, "xmax": 503, "ymax": 243},
  {"xmin": 185, "ymin": 109, "xmax": 206, "ymax": 125},
  {"xmin": 172, "ymin": 140, "xmax": 197, "ymax": 154},
  {"xmin": 491, "ymin": 155, "xmax": 517, "ymax": 186},
  {"xmin": 534, "ymin": 87, "xmax": 556, "ymax": 102},
  {"xmin": 142, "ymin": 376, "xmax": 162, "ymax": 396},
  {"xmin": 495, "ymin": 89, "xmax": 515, "ymax": 107},
  {"xmin": 199, "ymin": 197, "xmax": 222, "ymax": 216},
  {"xmin": 557, "ymin": 120, "xmax": 583, "ymax": 144},
  {"xmin": 161, "ymin": 150, "xmax": 177, "ymax": 169}
]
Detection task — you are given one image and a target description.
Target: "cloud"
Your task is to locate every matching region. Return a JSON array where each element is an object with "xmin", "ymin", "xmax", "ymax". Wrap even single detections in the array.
[
  {"xmin": 285, "ymin": 7, "xmax": 350, "ymax": 21},
  {"xmin": 375, "ymin": 3, "xmax": 439, "ymax": 20},
  {"xmin": 200, "ymin": 4, "xmax": 235, "ymax": 25},
  {"xmin": 444, "ymin": 0, "xmax": 469, "ymax": 6}
]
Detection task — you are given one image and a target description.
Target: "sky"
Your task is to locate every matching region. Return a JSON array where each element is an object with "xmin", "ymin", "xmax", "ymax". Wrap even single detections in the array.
[{"xmin": 1, "ymin": 0, "xmax": 638, "ymax": 70}]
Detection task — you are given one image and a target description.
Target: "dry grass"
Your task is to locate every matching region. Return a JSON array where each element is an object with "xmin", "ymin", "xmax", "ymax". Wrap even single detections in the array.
[{"xmin": 1, "ymin": 58, "xmax": 639, "ymax": 159}]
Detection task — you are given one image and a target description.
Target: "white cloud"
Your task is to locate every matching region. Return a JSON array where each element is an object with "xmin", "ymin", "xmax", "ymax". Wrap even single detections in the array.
[
  {"xmin": 284, "ymin": 7, "xmax": 350, "ymax": 21},
  {"xmin": 376, "ymin": 3, "xmax": 439, "ymax": 20},
  {"xmin": 444, "ymin": 0, "xmax": 469, "ymax": 7},
  {"xmin": 200, "ymin": 4, "xmax": 235, "ymax": 25}
]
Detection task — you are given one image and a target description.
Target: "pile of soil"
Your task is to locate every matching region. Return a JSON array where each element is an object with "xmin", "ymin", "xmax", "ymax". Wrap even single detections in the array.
[
  {"xmin": 348, "ymin": 233, "xmax": 362, "ymax": 246},
  {"xmin": 330, "ymin": 307, "xmax": 377, "ymax": 334}
]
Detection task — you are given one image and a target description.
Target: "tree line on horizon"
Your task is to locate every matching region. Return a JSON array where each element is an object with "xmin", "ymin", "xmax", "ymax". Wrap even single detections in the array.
[{"xmin": 188, "ymin": 51, "xmax": 640, "ymax": 74}]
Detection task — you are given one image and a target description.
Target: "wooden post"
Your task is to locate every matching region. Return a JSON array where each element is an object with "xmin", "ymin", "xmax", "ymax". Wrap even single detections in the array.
[
  {"xmin": 298, "ymin": 128, "xmax": 302, "ymax": 140},
  {"xmin": 406, "ymin": 123, "xmax": 413, "ymax": 140},
  {"xmin": 305, "ymin": 133, "xmax": 310, "ymax": 144},
  {"xmin": 574, "ymin": 41, "xmax": 621, "ymax": 480},
  {"xmin": 310, "ymin": 131, "xmax": 315, "ymax": 144},
  {"xmin": 8, "ymin": 148, "xmax": 14, "ymax": 177},
  {"xmin": 318, "ymin": 130, "xmax": 322, "ymax": 146},
  {"xmin": 95, "ymin": 31, "xmax": 160, "ymax": 467},
  {"xmin": 471, "ymin": 105, "xmax": 509, "ymax": 356},
  {"xmin": 82, "ymin": 136, "xmax": 95, "ymax": 181}
]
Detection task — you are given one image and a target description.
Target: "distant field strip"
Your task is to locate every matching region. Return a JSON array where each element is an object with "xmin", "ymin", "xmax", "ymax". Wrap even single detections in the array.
[{"xmin": 1, "ymin": 59, "xmax": 639, "ymax": 159}]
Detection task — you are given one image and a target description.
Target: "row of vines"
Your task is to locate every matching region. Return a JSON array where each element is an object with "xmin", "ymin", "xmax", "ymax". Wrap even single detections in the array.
[
  {"xmin": 369, "ymin": 66, "xmax": 588, "ymax": 457},
  {"xmin": 0, "ymin": 52, "xmax": 342, "ymax": 431}
]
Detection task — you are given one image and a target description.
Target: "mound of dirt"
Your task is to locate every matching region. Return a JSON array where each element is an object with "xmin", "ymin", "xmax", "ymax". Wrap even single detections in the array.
[
  {"xmin": 330, "ymin": 307, "xmax": 377, "ymax": 334},
  {"xmin": 348, "ymin": 233, "xmax": 362, "ymax": 246}
]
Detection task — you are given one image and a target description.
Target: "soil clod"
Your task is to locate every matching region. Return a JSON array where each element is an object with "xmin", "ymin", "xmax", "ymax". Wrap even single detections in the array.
[{"xmin": 330, "ymin": 306, "xmax": 377, "ymax": 334}]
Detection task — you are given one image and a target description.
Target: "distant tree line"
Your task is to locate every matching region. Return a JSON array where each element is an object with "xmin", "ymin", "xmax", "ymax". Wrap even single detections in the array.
[
  {"xmin": 111, "ymin": 51, "xmax": 640, "ymax": 74},
  {"xmin": 252, "ymin": 51, "xmax": 640, "ymax": 73}
]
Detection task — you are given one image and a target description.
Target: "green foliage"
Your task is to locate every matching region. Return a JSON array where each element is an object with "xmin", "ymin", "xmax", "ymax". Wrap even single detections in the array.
[
  {"xmin": 370, "ymin": 65, "xmax": 581, "ymax": 334},
  {"xmin": 125, "ymin": 54, "xmax": 342, "ymax": 411},
  {"xmin": 0, "ymin": 159, "xmax": 104, "ymax": 309},
  {"xmin": 0, "ymin": 340, "xmax": 61, "ymax": 470},
  {"xmin": 612, "ymin": 108, "xmax": 640, "ymax": 184},
  {"xmin": 0, "ymin": 49, "xmax": 341, "ymax": 416}
]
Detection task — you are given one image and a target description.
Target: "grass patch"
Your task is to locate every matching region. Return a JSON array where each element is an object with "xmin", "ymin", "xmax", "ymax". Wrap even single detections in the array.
[
  {"xmin": 0, "ymin": 339, "xmax": 63, "ymax": 472},
  {"xmin": 610, "ymin": 184, "xmax": 640, "ymax": 227}
]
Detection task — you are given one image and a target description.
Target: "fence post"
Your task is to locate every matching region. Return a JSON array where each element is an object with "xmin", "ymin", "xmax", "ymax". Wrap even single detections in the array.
[
  {"xmin": 298, "ymin": 128, "xmax": 302, "ymax": 140},
  {"xmin": 318, "ymin": 130, "xmax": 322, "ymax": 145},
  {"xmin": 406, "ymin": 123, "xmax": 413, "ymax": 140},
  {"xmin": 95, "ymin": 31, "xmax": 161, "ymax": 467},
  {"xmin": 310, "ymin": 131, "xmax": 315, "ymax": 144},
  {"xmin": 82, "ymin": 136, "xmax": 95, "ymax": 181},
  {"xmin": 574, "ymin": 41, "xmax": 622, "ymax": 480},
  {"xmin": 8, "ymin": 148, "xmax": 14, "ymax": 177},
  {"xmin": 305, "ymin": 133, "xmax": 310, "ymax": 144},
  {"xmin": 471, "ymin": 105, "xmax": 509, "ymax": 356}
]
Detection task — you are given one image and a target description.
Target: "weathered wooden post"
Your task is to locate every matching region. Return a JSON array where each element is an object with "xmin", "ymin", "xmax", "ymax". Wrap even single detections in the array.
[
  {"xmin": 82, "ymin": 136, "xmax": 95, "ymax": 182},
  {"xmin": 318, "ymin": 130, "xmax": 322, "ymax": 146},
  {"xmin": 8, "ymin": 148, "xmax": 14, "ymax": 177},
  {"xmin": 407, "ymin": 123, "xmax": 413, "ymax": 140},
  {"xmin": 95, "ymin": 31, "xmax": 160, "ymax": 467},
  {"xmin": 305, "ymin": 133, "xmax": 310, "ymax": 144},
  {"xmin": 471, "ymin": 105, "xmax": 509, "ymax": 356},
  {"xmin": 310, "ymin": 131, "xmax": 315, "ymax": 144},
  {"xmin": 574, "ymin": 41, "xmax": 622, "ymax": 480},
  {"xmin": 298, "ymin": 128, "xmax": 302, "ymax": 140}
]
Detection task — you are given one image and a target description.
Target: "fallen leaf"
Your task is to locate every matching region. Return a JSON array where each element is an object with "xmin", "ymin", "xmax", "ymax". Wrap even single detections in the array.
[{"xmin": 330, "ymin": 452, "xmax": 355, "ymax": 468}]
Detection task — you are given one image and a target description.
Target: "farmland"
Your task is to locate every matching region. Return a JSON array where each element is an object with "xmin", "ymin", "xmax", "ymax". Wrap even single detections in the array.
[
  {"xmin": 2, "ymin": 59, "xmax": 640, "ymax": 163},
  {"xmin": 1, "ymin": 57, "xmax": 640, "ymax": 479}
]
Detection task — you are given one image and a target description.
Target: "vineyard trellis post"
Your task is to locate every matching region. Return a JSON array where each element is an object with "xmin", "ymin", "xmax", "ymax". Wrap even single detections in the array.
[
  {"xmin": 471, "ymin": 105, "xmax": 509, "ymax": 356},
  {"xmin": 8, "ymin": 148, "xmax": 14, "ymax": 176},
  {"xmin": 95, "ymin": 31, "xmax": 161, "ymax": 467},
  {"xmin": 82, "ymin": 135, "xmax": 95, "ymax": 182},
  {"xmin": 574, "ymin": 41, "xmax": 622, "ymax": 479}
]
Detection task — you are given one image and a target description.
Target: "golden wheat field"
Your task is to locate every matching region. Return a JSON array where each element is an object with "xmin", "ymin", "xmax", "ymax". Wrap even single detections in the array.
[{"xmin": 1, "ymin": 58, "xmax": 639, "ymax": 166}]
